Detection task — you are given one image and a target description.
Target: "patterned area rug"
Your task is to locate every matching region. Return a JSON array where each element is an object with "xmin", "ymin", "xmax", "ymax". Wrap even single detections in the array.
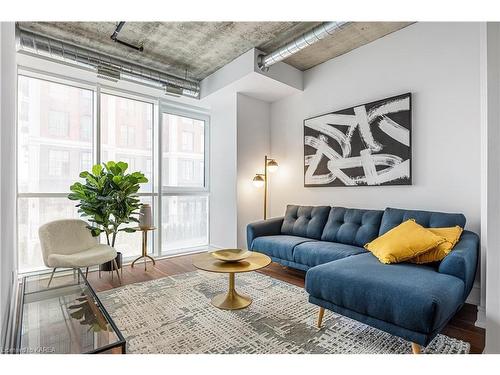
[{"xmin": 98, "ymin": 271, "xmax": 470, "ymax": 354}]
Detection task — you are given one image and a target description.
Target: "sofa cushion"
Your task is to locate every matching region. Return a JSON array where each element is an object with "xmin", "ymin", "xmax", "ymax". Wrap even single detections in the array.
[
  {"xmin": 281, "ymin": 205, "xmax": 330, "ymax": 240},
  {"xmin": 321, "ymin": 207, "xmax": 384, "ymax": 247},
  {"xmin": 379, "ymin": 207, "xmax": 466, "ymax": 235},
  {"xmin": 251, "ymin": 235, "xmax": 316, "ymax": 261},
  {"xmin": 294, "ymin": 241, "xmax": 366, "ymax": 267},
  {"xmin": 305, "ymin": 253, "xmax": 464, "ymax": 334},
  {"xmin": 364, "ymin": 219, "xmax": 446, "ymax": 264},
  {"xmin": 410, "ymin": 226, "xmax": 464, "ymax": 264}
]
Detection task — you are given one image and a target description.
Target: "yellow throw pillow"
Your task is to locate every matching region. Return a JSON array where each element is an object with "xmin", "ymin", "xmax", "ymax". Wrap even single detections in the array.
[
  {"xmin": 364, "ymin": 219, "xmax": 446, "ymax": 264},
  {"xmin": 408, "ymin": 226, "xmax": 463, "ymax": 264}
]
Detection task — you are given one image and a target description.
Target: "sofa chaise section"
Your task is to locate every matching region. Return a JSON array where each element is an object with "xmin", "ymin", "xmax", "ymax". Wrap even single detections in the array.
[
  {"xmin": 307, "ymin": 208, "xmax": 478, "ymax": 350},
  {"xmin": 306, "ymin": 251, "xmax": 467, "ymax": 346}
]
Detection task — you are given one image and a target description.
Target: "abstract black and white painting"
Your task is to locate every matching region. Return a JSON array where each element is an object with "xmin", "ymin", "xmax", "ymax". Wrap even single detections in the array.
[{"xmin": 304, "ymin": 93, "xmax": 412, "ymax": 187}]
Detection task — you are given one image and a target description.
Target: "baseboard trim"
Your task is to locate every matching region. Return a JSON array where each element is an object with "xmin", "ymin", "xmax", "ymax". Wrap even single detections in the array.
[{"xmin": 475, "ymin": 305, "xmax": 486, "ymax": 329}]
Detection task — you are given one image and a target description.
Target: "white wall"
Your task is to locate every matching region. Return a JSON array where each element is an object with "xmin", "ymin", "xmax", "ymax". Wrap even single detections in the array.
[
  {"xmin": 0, "ymin": 22, "xmax": 17, "ymax": 348},
  {"xmin": 209, "ymin": 94, "xmax": 238, "ymax": 248},
  {"xmin": 481, "ymin": 22, "xmax": 500, "ymax": 354},
  {"xmin": 236, "ymin": 94, "xmax": 271, "ymax": 248},
  {"xmin": 209, "ymin": 93, "xmax": 272, "ymax": 249},
  {"xmin": 269, "ymin": 22, "xmax": 481, "ymax": 235}
]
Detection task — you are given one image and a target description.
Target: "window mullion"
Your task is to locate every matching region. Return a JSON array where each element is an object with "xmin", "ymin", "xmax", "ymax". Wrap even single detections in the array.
[
  {"xmin": 156, "ymin": 103, "xmax": 162, "ymax": 257},
  {"xmin": 95, "ymin": 84, "xmax": 101, "ymax": 166}
]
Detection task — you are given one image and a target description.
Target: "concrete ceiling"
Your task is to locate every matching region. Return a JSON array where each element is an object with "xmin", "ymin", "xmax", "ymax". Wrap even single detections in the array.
[
  {"xmin": 266, "ymin": 22, "xmax": 413, "ymax": 70},
  {"xmin": 18, "ymin": 22, "xmax": 412, "ymax": 81}
]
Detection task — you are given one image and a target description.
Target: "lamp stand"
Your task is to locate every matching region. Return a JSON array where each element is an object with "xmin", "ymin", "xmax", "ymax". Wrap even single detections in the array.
[
  {"xmin": 254, "ymin": 155, "xmax": 276, "ymax": 220},
  {"xmin": 264, "ymin": 155, "xmax": 268, "ymax": 220}
]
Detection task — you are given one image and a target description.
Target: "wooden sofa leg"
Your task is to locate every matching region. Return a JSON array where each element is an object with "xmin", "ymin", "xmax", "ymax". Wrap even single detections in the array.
[
  {"xmin": 411, "ymin": 342, "xmax": 421, "ymax": 354},
  {"xmin": 317, "ymin": 307, "xmax": 325, "ymax": 328}
]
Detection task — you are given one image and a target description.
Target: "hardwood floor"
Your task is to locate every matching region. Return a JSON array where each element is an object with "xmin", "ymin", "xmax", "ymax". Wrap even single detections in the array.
[{"xmin": 86, "ymin": 253, "xmax": 485, "ymax": 354}]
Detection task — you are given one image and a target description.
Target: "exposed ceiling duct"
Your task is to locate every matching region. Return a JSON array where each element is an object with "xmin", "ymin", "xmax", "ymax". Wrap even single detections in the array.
[
  {"xmin": 96, "ymin": 65, "xmax": 121, "ymax": 82},
  {"xmin": 16, "ymin": 27, "xmax": 200, "ymax": 99},
  {"xmin": 258, "ymin": 21, "xmax": 350, "ymax": 70}
]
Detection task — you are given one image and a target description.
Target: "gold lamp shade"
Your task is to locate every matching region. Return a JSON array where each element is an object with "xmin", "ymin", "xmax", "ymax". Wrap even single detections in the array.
[
  {"xmin": 252, "ymin": 174, "xmax": 265, "ymax": 188},
  {"xmin": 267, "ymin": 159, "xmax": 278, "ymax": 173}
]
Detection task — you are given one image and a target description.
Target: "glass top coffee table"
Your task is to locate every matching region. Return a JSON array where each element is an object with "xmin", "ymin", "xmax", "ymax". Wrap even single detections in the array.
[
  {"xmin": 193, "ymin": 251, "xmax": 271, "ymax": 310},
  {"xmin": 17, "ymin": 269, "xmax": 125, "ymax": 354}
]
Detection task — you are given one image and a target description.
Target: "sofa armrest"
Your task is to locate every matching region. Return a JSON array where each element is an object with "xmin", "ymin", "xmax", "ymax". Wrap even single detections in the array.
[
  {"xmin": 438, "ymin": 230, "xmax": 479, "ymax": 299},
  {"xmin": 246, "ymin": 217, "xmax": 284, "ymax": 249}
]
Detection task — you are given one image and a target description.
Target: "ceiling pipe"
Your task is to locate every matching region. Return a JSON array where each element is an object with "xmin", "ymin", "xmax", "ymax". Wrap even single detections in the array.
[
  {"xmin": 110, "ymin": 21, "xmax": 144, "ymax": 52},
  {"xmin": 111, "ymin": 21, "xmax": 125, "ymax": 40},
  {"xmin": 17, "ymin": 27, "xmax": 200, "ymax": 99},
  {"xmin": 258, "ymin": 21, "xmax": 350, "ymax": 71}
]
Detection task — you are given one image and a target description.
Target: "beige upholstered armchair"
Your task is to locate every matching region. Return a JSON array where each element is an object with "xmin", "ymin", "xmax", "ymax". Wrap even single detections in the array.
[{"xmin": 39, "ymin": 219, "xmax": 120, "ymax": 286}]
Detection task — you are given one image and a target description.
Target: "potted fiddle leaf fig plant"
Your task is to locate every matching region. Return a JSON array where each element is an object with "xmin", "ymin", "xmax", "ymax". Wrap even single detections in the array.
[{"xmin": 68, "ymin": 161, "xmax": 148, "ymax": 272}]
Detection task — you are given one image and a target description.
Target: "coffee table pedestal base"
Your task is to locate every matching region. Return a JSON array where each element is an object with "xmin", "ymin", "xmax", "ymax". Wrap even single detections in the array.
[{"xmin": 211, "ymin": 272, "xmax": 251, "ymax": 310}]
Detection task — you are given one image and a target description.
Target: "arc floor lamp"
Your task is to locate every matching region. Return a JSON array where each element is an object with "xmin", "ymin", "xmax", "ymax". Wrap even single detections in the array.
[{"xmin": 253, "ymin": 155, "xmax": 278, "ymax": 220}]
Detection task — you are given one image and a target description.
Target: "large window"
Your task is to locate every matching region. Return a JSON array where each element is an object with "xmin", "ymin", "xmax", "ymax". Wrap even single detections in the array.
[
  {"xmin": 17, "ymin": 75, "xmax": 94, "ymax": 271},
  {"xmin": 48, "ymin": 150, "xmax": 70, "ymax": 177},
  {"xmin": 161, "ymin": 195, "xmax": 208, "ymax": 252},
  {"xmin": 48, "ymin": 111, "xmax": 70, "ymax": 137},
  {"xmin": 100, "ymin": 93, "xmax": 154, "ymax": 258},
  {"xmin": 17, "ymin": 73, "xmax": 210, "ymax": 273},
  {"xmin": 181, "ymin": 131, "xmax": 194, "ymax": 152},
  {"xmin": 80, "ymin": 115, "xmax": 92, "ymax": 141},
  {"xmin": 80, "ymin": 151, "xmax": 92, "ymax": 172},
  {"xmin": 162, "ymin": 113, "xmax": 205, "ymax": 188},
  {"xmin": 161, "ymin": 112, "xmax": 209, "ymax": 254}
]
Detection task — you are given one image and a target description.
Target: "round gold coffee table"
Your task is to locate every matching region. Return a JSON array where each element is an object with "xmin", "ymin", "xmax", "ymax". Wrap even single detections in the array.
[{"xmin": 193, "ymin": 251, "xmax": 271, "ymax": 310}]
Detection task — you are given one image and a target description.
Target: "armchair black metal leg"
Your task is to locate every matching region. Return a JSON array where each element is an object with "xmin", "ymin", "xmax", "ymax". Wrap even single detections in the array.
[
  {"xmin": 112, "ymin": 259, "xmax": 121, "ymax": 284},
  {"xmin": 47, "ymin": 268, "xmax": 57, "ymax": 287},
  {"xmin": 85, "ymin": 267, "xmax": 89, "ymax": 278}
]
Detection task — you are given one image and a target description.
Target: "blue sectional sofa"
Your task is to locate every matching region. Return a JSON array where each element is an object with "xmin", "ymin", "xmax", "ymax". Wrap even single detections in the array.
[{"xmin": 247, "ymin": 205, "xmax": 479, "ymax": 351}]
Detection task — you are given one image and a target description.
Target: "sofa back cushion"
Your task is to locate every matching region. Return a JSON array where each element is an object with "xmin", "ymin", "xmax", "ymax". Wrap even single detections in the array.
[
  {"xmin": 321, "ymin": 207, "xmax": 384, "ymax": 247},
  {"xmin": 281, "ymin": 205, "xmax": 330, "ymax": 240},
  {"xmin": 379, "ymin": 207, "xmax": 466, "ymax": 235}
]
